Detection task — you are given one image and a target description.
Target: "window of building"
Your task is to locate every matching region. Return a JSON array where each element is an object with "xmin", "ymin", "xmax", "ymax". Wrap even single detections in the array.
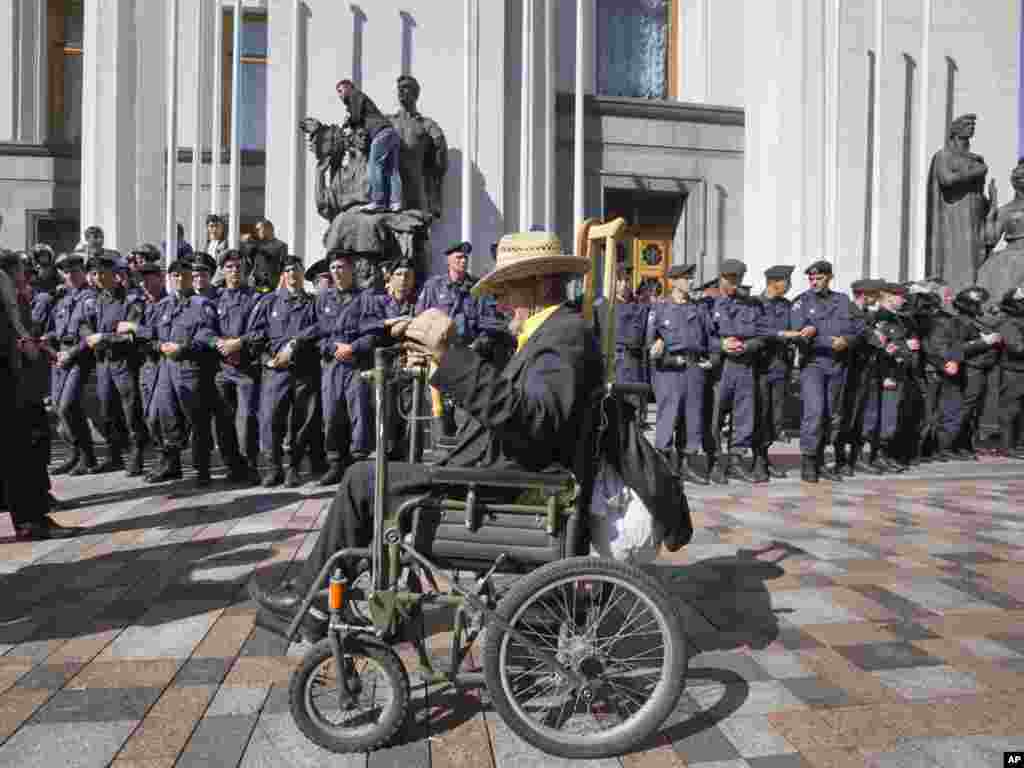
[
  {"xmin": 222, "ymin": 9, "xmax": 269, "ymax": 151},
  {"xmin": 47, "ymin": 0, "xmax": 84, "ymax": 143},
  {"xmin": 596, "ymin": 0, "xmax": 678, "ymax": 100}
]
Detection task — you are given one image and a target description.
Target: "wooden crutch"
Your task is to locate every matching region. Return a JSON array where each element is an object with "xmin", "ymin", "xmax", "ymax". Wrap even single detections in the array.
[{"xmin": 577, "ymin": 217, "xmax": 628, "ymax": 386}]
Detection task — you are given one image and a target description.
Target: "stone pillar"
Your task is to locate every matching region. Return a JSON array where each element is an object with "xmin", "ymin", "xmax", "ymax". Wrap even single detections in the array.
[
  {"xmin": 134, "ymin": 1, "xmax": 168, "ymax": 246},
  {"xmin": 0, "ymin": 0, "xmax": 47, "ymax": 144}
]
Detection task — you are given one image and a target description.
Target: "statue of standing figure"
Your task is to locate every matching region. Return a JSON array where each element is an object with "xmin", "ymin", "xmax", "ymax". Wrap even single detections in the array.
[
  {"xmin": 978, "ymin": 158, "xmax": 1024, "ymax": 299},
  {"xmin": 299, "ymin": 76, "xmax": 448, "ymax": 285},
  {"xmin": 925, "ymin": 113, "xmax": 993, "ymax": 292}
]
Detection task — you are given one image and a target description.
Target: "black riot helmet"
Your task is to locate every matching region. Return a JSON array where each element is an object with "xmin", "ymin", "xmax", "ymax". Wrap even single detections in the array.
[
  {"xmin": 953, "ymin": 286, "xmax": 989, "ymax": 317},
  {"xmin": 1000, "ymin": 287, "xmax": 1024, "ymax": 317}
]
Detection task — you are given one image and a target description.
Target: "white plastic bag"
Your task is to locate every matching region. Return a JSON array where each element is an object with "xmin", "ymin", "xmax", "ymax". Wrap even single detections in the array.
[{"xmin": 589, "ymin": 462, "xmax": 664, "ymax": 564}]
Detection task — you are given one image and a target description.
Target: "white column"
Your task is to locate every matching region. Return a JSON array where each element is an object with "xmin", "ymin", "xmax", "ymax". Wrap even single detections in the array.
[
  {"xmin": 519, "ymin": 0, "xmax": 533, "ymax": 231},
  {"xmin": 228, "ymin": 0, "xmax": 243, "ymax": 248},
  {"xmin": 825, "ymin": 0, "xmax": 841, "ymax": 263},
  {"xmin": 210, "ymin": 0, "xmax": 224, "ymax": 217},
  {"xmin": 165, "ymin": 0, "xmax": 180, "ymax": 265},
  {"xmin": 870, "ymin": 0, "xmax": 885, "ymax": 278},
  {"xmin": 462, "ymin": 0, "xmax": 474, "ymax": 244},
  {"xmin": 573, "ymin": 0, "xmax": 586, "ymax": 228},
  {"xmin": 913, "ymin": 0, "xmax": 932, "ymax": 280},
  {"xmin": 544, "ymin": 0, "xmax": 556, "ymax": 231},
  {"xmin": 681, "ymin": 0, "xmax": 709, "ymax": 103},
  {"xmin": 287, "ymin": 0, "xmax": 302, "ymax": 249},
  {"xmin": 190, "ymin": 0, "xmax": 206, "ymax": 248},
  {"xmin": 0, "ymin": 2, "xmax": 15, "ymax": 141}
]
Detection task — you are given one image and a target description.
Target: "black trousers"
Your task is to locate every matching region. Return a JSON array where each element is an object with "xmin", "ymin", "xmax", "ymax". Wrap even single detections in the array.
[
  {"xmin": 7, "ymin": 402, "xmax": 50, "ymax": 527},
  {"xmin": 999, "ymin": 368, "xmax": 1024, "ymax": 447}
]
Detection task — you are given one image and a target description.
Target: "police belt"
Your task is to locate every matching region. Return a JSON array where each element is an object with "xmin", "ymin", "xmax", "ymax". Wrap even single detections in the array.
[
  {"xmin": 658, "ymin": 352, "xmax": 702, "ymax": 370},
  {"xmin": 616, "ymin": 346, "xmax": 644, "ymax": 358}
]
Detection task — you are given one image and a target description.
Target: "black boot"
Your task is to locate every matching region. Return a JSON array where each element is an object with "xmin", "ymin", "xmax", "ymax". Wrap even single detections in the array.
[
  {"xmin": 318, "ymin": 461, "xmax": 345, "ymax": 486},
  {"xmin": 144, "ymin": 454, "xmax": 167, "ymax": 482},
  {"xmin": 195, "ymin": 458, "xmax": 212, "ymax": 488},
  {"xmin": 879, "ymin": 445, "xmax": 906, "ymax": 473},
  {"xmin": 832, "ymin": 444, "xmax": 854, "ymax": 477},
  {"xmin": 710, "ymin": 453, "xmax": 729, "ymax": 485},
  {"xmin": 818, "ymin": 451, "xmax": 843, "ymax": 481},
  {"xmin": 285, "ymin": 455, "xmax": 304, "ymax": 488},
  {"xmin": 126, "ymin": 443, "xmax": 146, "ymax": 477},
  {"xmin": 727, "ymin": 452, "xmax": 759, "ymax": 483},
  {"xmin": 682, "ymin": 453, "xmax": 710, "ymax": 485},
  {"xmin": 69, "ymin": 449, "xmax": 97, "ymax": 476},
  {"xmin": 147, "ymin": 451, "xmax": 183, "ymax": 482},
  {"xmin": 90, "ymin": 448, "xmax": 125, "ymax": 474},
  {"xmin": 854, "ymin": 447, "xmax": 884, "ymax": 475},
  {"xmin": 751, "ymin": 453, "xmax": 770, "ymax": 483},
  {"xmin": 52, "ymin": 449, "xmax": 81, "ymax": 475},
  {"xmin": 801, "ymin": 454, "xmax": 819, "ymax": 483}
]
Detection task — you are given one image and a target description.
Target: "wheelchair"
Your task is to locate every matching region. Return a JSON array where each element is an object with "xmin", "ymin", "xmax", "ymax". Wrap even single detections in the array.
[{"xmin": 270, "ymin": 346, "xmax": 688, "ymax": 759}]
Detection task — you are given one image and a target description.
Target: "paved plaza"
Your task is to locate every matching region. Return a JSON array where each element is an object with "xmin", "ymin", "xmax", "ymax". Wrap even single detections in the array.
[{"xmin": 0, "ymin": 443, "xmax": 1022, "ymax": 768}]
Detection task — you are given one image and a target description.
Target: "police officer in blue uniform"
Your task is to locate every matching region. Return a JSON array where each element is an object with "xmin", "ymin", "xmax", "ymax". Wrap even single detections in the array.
[
  {"xmin": 46, "ymin": 251, "xmax": 98, "ymax": 475},
  {"xmin": 612, "ymin": 268, "xmax": 649, "ymax": 417},
  {"xmin": 315, "ymin": 250, "xmax": 383, "ymax": 486},
  {"xmin": 191, "ymin": 252, "xmax": 220, "ymax": 300},
  {"xmin": 757, "ymin": 265, "xmax": 796, "ymax": 479},
  {"xmin": 647, "ymin": 263, "xmax": 711, "ymax": 484},
  {"xmin": 250, "ymin": 255, "xmax": 322, "ymax": 487},
  {"xmin": 708, "ymin": 259, "xmax": 770, "ymax": 484},
  {"xmin": 210, "ymin": 249, "xmax": 264, "ymax": 483},
  {"xmin": 790, "ymin": 260, "xmax": 865, "ymax": 483},
  {"xmin": 81, "ymin": 252, "xmax": 149, "ymax": 476},
  {"xmin": 140, "ymin": 259, "xmax": 221, "ymax": 486}
]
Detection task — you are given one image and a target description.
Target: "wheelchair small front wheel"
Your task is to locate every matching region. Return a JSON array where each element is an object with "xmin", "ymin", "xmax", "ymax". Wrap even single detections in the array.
[
  {"xmin": 483, "ymin": 556, "xmax": 687, "ymax": 759},
  {"xmin": 290, "ymin": 637, "xmax": 410, "ymax": 753}
]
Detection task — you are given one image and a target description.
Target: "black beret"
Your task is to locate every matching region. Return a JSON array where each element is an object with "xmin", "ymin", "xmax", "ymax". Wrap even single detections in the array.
[
  {"xmin": 205, "ymin": 214, "xmax": 224, "ymax": 226},
  {"xmin": 83, "ymin": 225, "xmax": 104, "ymax": 237},
  {"xmin": 167, "ymin": 259, "xmax": 192, "ymax": 275},
  {"xmin": 137, "ymin": 261, "xmax": 164, "ymax": 276},
  {"xmin": 804, "ymin": 260, "xmax": 833, "ymax": 275},
  {"xmin": 718, "ymin": 259, "xmax": 747, "ymax": 276},
  {"xmin": 444, "ymin": 241, "xmax": 472, "ymax": 256},
  {"xmin": 282, "ymin": 255, "xmax": 303, "ymax": 270},
  {"xmin": 304, "ymin": 258, "xmax": 329, "ymax": 282},
  {"xmin": 191, "ymin": 252, "xmax": 216, "ymax": 273},
  {"xmin": 388, "ymin": 257, "xmax": 416, "ymax": 273},
  {"xmin": 667, "ymin": 263, "xmax": 696, "ymax": 279},
  {"xmin": 764, "ymin": 265, "xmax": 795, "ymax": 281}
]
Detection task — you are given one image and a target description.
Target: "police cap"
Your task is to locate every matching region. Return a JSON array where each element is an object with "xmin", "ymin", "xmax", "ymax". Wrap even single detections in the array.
[
  {"xmin": 764, "ymin": 265, "xmax": 795, "ymax": 281},
  {"xmin": 850, "ymin": 278, "xmax": 884, "ymax": 293},
  {"xmin": 167, "ymin": 259, "xmax": 193, "ymax": 275},
  {"xmin": 130, "ymin": 243, "xmax": 162, "ymax": 262},
  {"xmin": 699, "ymin": 277, "xmax": 720, "ymax": 291},
  {"xmin": 304, "ymin": 258, "xmax": 329, "ymax": 282},
  {"xmin": 219, "ymin": 248, "xmax": 243, "ymax": 268},
  {"xmin": 718, "ymin": 258, "xmax": 747, "ymax": 277},
  {"xmin": 205, "ymin": 213, "xmax": 224, "ymax": 226},
  {"xmin": 55, "ymin": 251, "xmax": 86, "ymax": 271},
  {"xmin": 666, "ymin": 263, "xmax": 696, "ymax": 279},
  {"xmin": 804, "ymin": 260, "xmax": 833, "ymax": 276},
  {"xmin": 444, "ymin": 241, "xmax": 472, "ymax": 256},
  {"xmin": 137, "ymin": 261, "xmax": 164, "ymax": 276},
  {"xmin": 326, "ymin": 248, "xmax": 355, "ymax": 264}
]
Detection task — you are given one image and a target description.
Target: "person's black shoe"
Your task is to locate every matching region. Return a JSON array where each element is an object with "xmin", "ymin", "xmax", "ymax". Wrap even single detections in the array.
[
  {"xmin": 195, "ymin": 470, "xmax": 212, "ymax": 488},
  {"xmin": 710, "ymin": 454, "xmax": 729, "ymax": 485},
  {"xmin": 800, "ymin": 455, "xmax": 819, "ymax": 483},
  {"xmin": 262, "ymin": 468, "xmax": 284, "ymax": 488},
  {"xmin": 751, "ymin": 455, "xmax": 770, "ymax": 484},
  {"xmin": 249, "ymin": 578, "xmax": 303, "ymax": 614},
  {"xmin": 933, "ymin": 449, "xmax": 955, "ymax": 462},
  {"xmin": 765, "ymin": 458, "xmax": 787, "ymax": 479},
  {"xmin": 318, "ymin": 462, "xmax": 344, "ymax": 486},
  {"xmin": 146, "ymin": 456, "xmax": 183, "ymax": 483},
  {"xmin": 682, "ymin": 454, "xmax": 710, "ymax": 485},
  {"xmin": 285, "ymin": 467, "xmax": 302, "ymax": 488},
  {"xmin": 69, "ymin": 457, "xmax": 97, "ymax": 476},
  {"xmin": 226, "ymin": 464, "xmax": 250, "ymax": 483},
  {"xmin": 954, "ymin": 448, "xmax": 978, "ymax": 461},
  {"xmin": 819, "ymin": 463, "xmax": 844, "ymax": 482},
  {"xmin": 726, "ymin": 454, "xmax": 759, "ymax": 483},
  {"xmin": 880, "ymin": 453, "xmax": 906, "ymax": 473},
  {"xmin": 52, "ymin": 451, "xmax": 81, "ymax": 475},
  {"xmin": 854, "ymin": 458, "xmax": 884, "ymax": 475},
  {"xmin": 90, "ymin": 456, "xmax": 125, "ymax": 474},
  {"xmin": 126, "ymin": 447, "xmax": 146, "ymax": 477}
]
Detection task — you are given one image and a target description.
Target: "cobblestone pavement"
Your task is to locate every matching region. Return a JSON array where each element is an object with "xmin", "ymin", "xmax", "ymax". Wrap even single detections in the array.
[{"xmin": 0, "ymin": 442, "xmax": 1022, "ymax": 768}]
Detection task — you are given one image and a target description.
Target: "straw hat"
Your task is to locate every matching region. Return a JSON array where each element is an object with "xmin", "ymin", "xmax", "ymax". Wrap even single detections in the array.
[{"xmin": 471, "ymin": 231, "xmax": 590, "ymax": 298}]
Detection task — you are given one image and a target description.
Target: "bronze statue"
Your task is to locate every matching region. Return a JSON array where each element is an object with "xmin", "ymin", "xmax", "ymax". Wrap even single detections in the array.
[
  {"xmin": 299, "ymin": 77, "xmax": 448, "ymax": 284},
  {"xmin": 979, "ymin": 159, "xmax": 1024, "ymax": 299},
  {"xmin": 925, "ymin": 114, "xmax": 992, "ymax": 292}
]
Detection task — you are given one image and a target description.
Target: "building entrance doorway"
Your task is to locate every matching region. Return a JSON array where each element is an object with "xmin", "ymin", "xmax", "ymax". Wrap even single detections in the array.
[{"xmin": 603, "ymin": 188, "xmax": 685, "ymax": 301}]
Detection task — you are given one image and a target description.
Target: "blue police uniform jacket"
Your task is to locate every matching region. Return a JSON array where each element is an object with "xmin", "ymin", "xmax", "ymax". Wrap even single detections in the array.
[
  {"xmin": 615, "ymin": 302, "xmax": 648, "ymax": 352},
  {"xmin": 149, "ymin": 291, "xmax": 220, "ymax": 363},
  {"xmin": 30, "ymin": 291, "xmax": 54, "ymax": 335},
  {"xmin": 789, "ymin": 289, "xmax": 865, "ymax": 367},
  {"xmin": 316, "ymin": 287, "xmax": 382, "ymax": 367},
  {"xmin": 47, "ymin": 286, "xmax": 95, "ymax": 365},
  {"xmin": 416, "ymin": 274, "xmax": 477, "ymax": 339},
  {"xmin": 85, "ymin": 286, "xmax": 147, "ymax": 364},
  {"xmin": 645, "ymin": 300, "xmax": 710, "ymax": 354},
  {"xmin": 708, "ymin": 293, "xmax": 770, "ymax": 360},
  {"xmin": 250, "ymin": 288, "xmax": 320, "ymax": 371},
  {"xmin": 759, "ymin": 294, "xmax": 793, "ymax": 381},
  {"xmin": 215, "ymin": 285, "xmax": 263, "ymax": 375}
]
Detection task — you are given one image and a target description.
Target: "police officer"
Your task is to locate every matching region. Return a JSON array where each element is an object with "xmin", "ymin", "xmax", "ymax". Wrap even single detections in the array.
[
  {"xmin": 82, "ymin": 225, "xmax": 105, "ymax": 255},
  {"xmin": 46, "ymin": 251, "xmax": 98, "ymax": 475},
  {"xmin": 416, "ymin": 240, "xmax": 478, "ymax": 442},
  {"xmin": 211, "ymin": 249, "xmax": 264, "ymax": 483},
  {"xmin": 996, "ymin": 287, "xmax": 1024, "ymax": 458},
  {"xmin": 192, "ymin": 252, "xmax": 220, "ymax": 300},
  {"xmin": 950, "ymin": 287, "xmax": 1002, "ymax": 458},
  {"xmin": 30, "ymin": 244, "xmax": 60, "ymax": 296},
  {"xmin": 867, "ymin": 283, "xmax": 916, "ymax": 472},
  {"xmin": 142, "ymin": 259, "xmax": 221, "ymax": 486},
  {"xmin": 916, "ymin": 282, "xmax": 965, "ymax": 461},
  {"xmin": 790, "ymin": 260, "xmax": 865, "ymax": 483},
  {"xmin": 614, "ymin": 268, "xmax": 649, "ymax": 421},
  {"xmin": 757, "ymin": 265, "xmax": 796, "ymax": 479},
  {"xmin": 647, "ymin": 263, "xmax": 711, "ymax": 484},
  {"xmin": 81, "ymin": 252, "xmax": 149, "ymax": 476},
  {"xmin": 840, "ymin": 278, "xmax": 884, "ymax": 474},
  {"xmin": 316, "ymin": 250, "xmax": 382, "ymax": 486},
  {"xmin": 708, "ymin": 259, "xmax": 770, "ymax": 484},
  {"xmin": 250, "ymin": 255, "xmax": 321, "ymax": 487}
]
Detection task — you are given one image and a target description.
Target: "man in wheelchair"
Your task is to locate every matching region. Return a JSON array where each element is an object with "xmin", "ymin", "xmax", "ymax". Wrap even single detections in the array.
[{"xmin": 249, "ymin": 231, "xmax": 606, "ymax": 635}]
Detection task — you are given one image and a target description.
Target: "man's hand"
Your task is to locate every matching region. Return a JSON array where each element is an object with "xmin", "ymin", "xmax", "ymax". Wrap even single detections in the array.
[
  {"xmin": 86, "ymin": 333, "xmax": 105, "ymax": 349},
  {"xmin": 831, "ymin": 336, "xmax": 849, "ymax": 352},
  {"xmin": 698, "ymin": 359, "xmax": 713, "ymax": 370},
  {"xmin": 907, "ymin": 337, "xmax": 921, "ymax": 351},
  {"xmin": 944, "ymin": 360, "xmax": 960, "ymax": 376},
  {"xmin": 882, "ymin": 377, "xmax": 898, "ymax": 390},
  {"xmin": 982, "ymin": 332, "xmax": 1003, "ymax": 346},
  {"xmin": 885, "ymin": 342, "xmax": 899, "ymax": 355},
  {"xmin": 388, "ymin": 317, "xmax": 412, "ymax": 338},
  {"xmin": 649, "ymin": 338, "xmax": 665, "ymax": 359},
  {"xmin": 876, "ymin": 332, "xmax": 888, "ymax": 345},
  {"xmin": 722, "ymin": 337, "xmax": 744, "ymax": 354},
  {"xmin": 160, "ymin": 342, "xmax": 181, "ymax": 357},
  {"xmin": 116, "ymin": 321, "xmax": 137, "ymax": 334},
  {"xmin": 799, "ymin": 325, "xmax": 817, "ymax": 339},
  {"xmin": 399, "ymin": 309, "xmax": 455, "ymax": 363},
  {"xmin": 334, "ymin": 343, "xmax": 354, "ymax": 362},
  {"xmin": 56, "ymin": 350, "xmax": 71, "ymax": 368},
  {"xmin": 216, "ymin": 337, "xmax": 243, "ymax": 356}
]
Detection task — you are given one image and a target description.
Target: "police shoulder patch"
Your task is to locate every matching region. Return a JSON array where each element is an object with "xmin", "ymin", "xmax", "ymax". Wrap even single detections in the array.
[{"xmin": 792, "ymin": 302, "xmax": 801, "ymax": 310}]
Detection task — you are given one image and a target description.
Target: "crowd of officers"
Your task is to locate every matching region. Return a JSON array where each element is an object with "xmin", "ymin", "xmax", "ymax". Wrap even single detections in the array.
[
  {"xmin": 7, "ymin": 225, "xmax": 510, "ymax": 535},
  {"xmin": 620, "ymin": 257, "xmax": 1024, "ymax": 485}
]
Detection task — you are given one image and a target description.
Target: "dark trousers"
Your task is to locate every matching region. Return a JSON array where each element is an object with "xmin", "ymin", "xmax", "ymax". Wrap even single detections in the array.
[
  {"xmin": 260, "ymin": 368, "xmax": 320, "ymax": 466},
  {"xmin": 140, "ymin": 360, "xmax": 163, "ymax": 450},
  {"xmin": 7, "ymin": 402, "xmax": 50, "ymax": 527},
  {"xmin": 52, "ymin": 363, "xmax": 94, "ymax": 455},
  {"xmin": 799, "ymin": 363, "xmax": 847, "ymax": 456},
  {"xmin": 214, "ymin": 370, "xmax": 260, "ymax": 468},
  {"xmin": 96, "ymin": 361, "xmax": 148, "ymax": 451},
  {"xmin": 321, "ymin": 360, "xmax": 372, "ymax": 463},
  {"xmin": 155, "ymin": 360, "xmax": 213, "ymax": 470},
  {"xmin": 999, "ymin": 368, "xmax": 1024, "ymax": 447},
  {"xmin": 652, "ymin": 365, "xmax": 705, "ymax": 454},
  {"xmin": 757, "ymin": 374, "xmax": 787, "ymax": 449},
  {"xmin": 955, "ymin": 366, "xmax": 991, "ymax": 449},
  {"xmin": 714, "ymin": 360, "xmax": 757, "ymax": 451},
  {"xmin": 938, "ymin": 375, "xmax": 965, "ymax": 449}
]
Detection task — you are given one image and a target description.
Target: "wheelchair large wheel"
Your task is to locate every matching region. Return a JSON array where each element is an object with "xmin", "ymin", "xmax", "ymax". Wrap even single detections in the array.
[
  {"xmin": 290, "ymin": 637, "xmax": 410, "ymax": 753},
  {"xmin": 483, "ymin": 556, "xmax": 687, "ymax": 759}
]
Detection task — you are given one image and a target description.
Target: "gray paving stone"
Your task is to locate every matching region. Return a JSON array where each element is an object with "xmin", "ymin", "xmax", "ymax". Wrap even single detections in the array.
[
  {"xmin": 29, "ymin": 686, "xmax": 161, "ymax": 724},
  {"xmin": 206, "ymin": 685, "xmax": 270, "ymax": 716},
  {"xmin": 103, "ymin": 609, "xmax": 218, "ymax": 658},
  {"xmin": 781, "ymin": 676, "xmax": 858, "ymax": 707},
  {"xmin": 240, "ymin": 711, "xmax": 366, "ymax": 768},
  {"xmin": 833, "ymin": 642, "xmax": 945, "ymax": 671},
  {"xmin": 487, "ymin": 714, "xmax": 620, "ymax": 768},
  {"xmin": 747, "ymin": 755, "xmax": 814, "ymax": 768},
  {"xmin": 0, "ymin": 719, "xmax": 138, "ymax": 768},
  {"xmin": 716, "ymin": 714, "xmax": 796, "ymax": 757},
  {"xmin": 178, "ymin": 713, "xmax": 259, "ymax": 768},
  {"xmin": 175, "ymin": 656, "xmax": 232, "ymax": 686},
  {"xmin": 15, "ymin": 662, "xmax": 82, "ymax": 690},
  {"xmin": 872, "ymin": 665, "xmax": 983, "ymax": 700}
]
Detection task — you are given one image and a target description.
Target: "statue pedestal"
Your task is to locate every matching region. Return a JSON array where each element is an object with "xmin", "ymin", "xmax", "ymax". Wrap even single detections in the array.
[
  {"xmin": 322, "ymin": 208, "xmax": 434, "ymax": 290},
  {"xmin": 977, "ymin": 245, "xmax": 1024, "ymax": 302}
]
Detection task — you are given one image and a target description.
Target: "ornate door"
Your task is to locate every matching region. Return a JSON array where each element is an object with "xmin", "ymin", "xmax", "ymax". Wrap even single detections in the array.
[{"xmin": 632, "ymin": 235, "xmax": 672, "ymax": 300}]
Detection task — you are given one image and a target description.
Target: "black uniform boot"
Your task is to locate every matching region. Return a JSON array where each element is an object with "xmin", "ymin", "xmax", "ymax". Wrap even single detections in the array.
[
  {"xmin": 764, "ymin": 450, "xmax": 787, "ymax": 479},
  {"xmin": 800, "ymin": 454, "xmax": 819, "ymax": 483},
  {"xmin": 318, "ymin": 461, "xmax": 345, "ymax": 486},
  {"xmin": 853, "ymin": 444, "xmax": 884, "ymax": 475},
  {"xmin": 126, "ymin": 443, "xmax": 146, "ymax": 477},
  {"xmin": 90, "ymin": 447, "xmax": 125, "ymax": 474},
  {"xmin": 52, "ymin": 448, "xmax": 81, "ymax": 476},
  {"xmin": 727, "ymin": 452, "xmax": 759, "ymax": 483},
  {"xmin": 818, "ymin": 453, "xmax": 844, "ymax": 481},
  {"xmin": 69, "ymin": 448, "xmax": 97, "ymax": 476},
  {"xmin": 262, "ymin": 452, "xmax": 284, "ymax": 488},
  {"xmin": 683, "ymin": 453, "xmax": 710, "ymax": 485},
  {"xmin": 751, "ymin": 452, "xmax": 770, "ymax": 483},
  {"xmin": 832, "ymin": 444, "xmax": 854, "ymax": 477},
  {"xmin": 147, "ymin": 451, "xmax": 183, "ymax": 482},
  {"xmin": 710, "ymin": 454, "xmax": 729, "ymax": 485},
  {"xmin": 144, "ymin": 454, "xmax": 167, "ymax": 483},
  {"xmin": 879, "ymin": 445, "xmax": 906, "ymax": 473},
  {"xmin": 285, "ymin": 454, "xmax": 304, "ymax": 488}
]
